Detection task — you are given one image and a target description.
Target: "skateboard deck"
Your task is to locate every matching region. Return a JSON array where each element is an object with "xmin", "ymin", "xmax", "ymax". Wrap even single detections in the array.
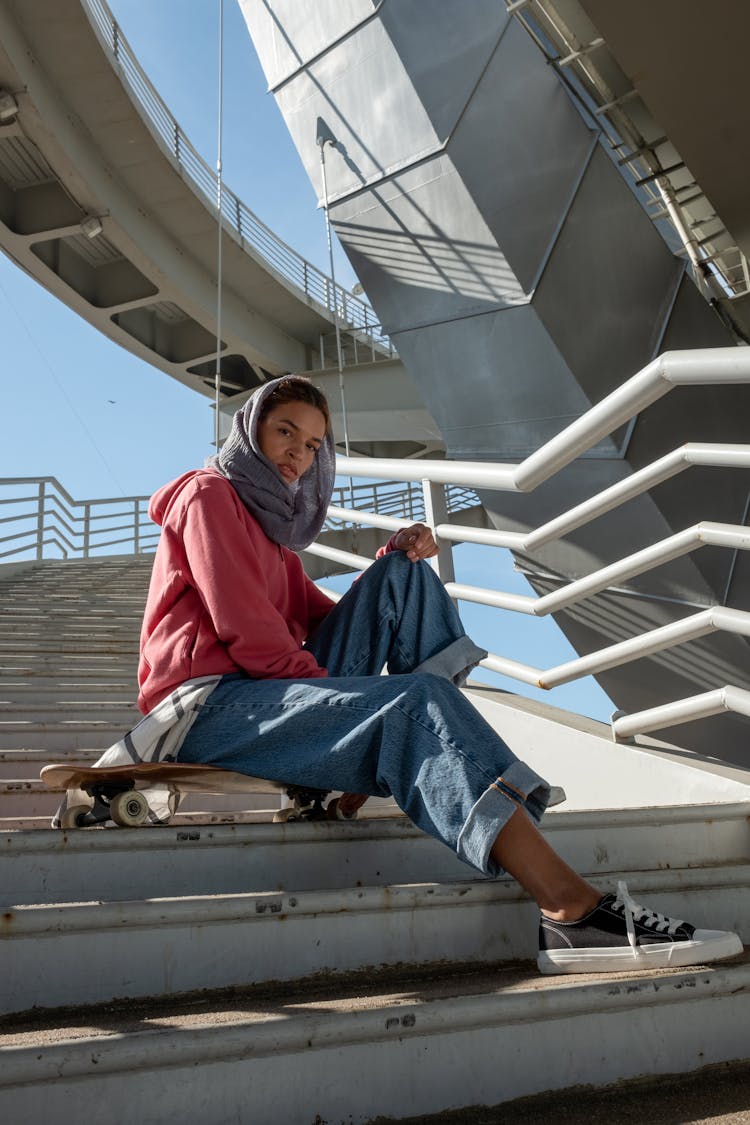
[{"xmin": 41, "ymin": 762, "xmax": 347, "ymax": 829}]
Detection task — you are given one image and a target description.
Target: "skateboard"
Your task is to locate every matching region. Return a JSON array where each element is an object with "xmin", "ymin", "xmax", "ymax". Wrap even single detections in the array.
[{"xmin": 40, "ymin": 761, "xmax": 355, "ymax": 829}]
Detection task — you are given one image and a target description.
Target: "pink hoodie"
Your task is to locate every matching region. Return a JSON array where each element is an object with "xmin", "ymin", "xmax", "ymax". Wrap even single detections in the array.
[{"xmin": 137, "ymin": 469, "xmax": 338, "ymax": 714}]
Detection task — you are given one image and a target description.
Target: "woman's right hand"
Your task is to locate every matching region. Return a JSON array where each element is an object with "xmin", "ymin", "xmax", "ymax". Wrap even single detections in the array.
[{"xmin": 392, "ymin": 522, "xmax": 439, "ymax": 561}]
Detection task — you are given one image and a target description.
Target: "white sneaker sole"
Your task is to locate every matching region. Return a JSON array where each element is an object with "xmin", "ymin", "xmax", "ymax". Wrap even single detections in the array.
[{"xmin": 537, "ymin": 929, "xmax": 743, "ymax": 975}]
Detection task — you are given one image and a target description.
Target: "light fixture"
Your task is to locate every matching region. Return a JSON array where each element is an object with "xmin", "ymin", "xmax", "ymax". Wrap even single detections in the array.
[
  {"xmin": 316, "ymin": 116, "xmax": 337, "ymax": 149},
  {"xmin": 0, "ymin": 91, "xmax": 18, "ymax": 123},
  {"xmin": 80, "ymin": 215, "xmax": 103, "ymax": 239}
]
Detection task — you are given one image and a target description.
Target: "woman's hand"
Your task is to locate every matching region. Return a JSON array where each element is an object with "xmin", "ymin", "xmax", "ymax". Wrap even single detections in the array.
[{"xmin": 392, "ymin": 522, "xmax": 439, "ymax": 561}]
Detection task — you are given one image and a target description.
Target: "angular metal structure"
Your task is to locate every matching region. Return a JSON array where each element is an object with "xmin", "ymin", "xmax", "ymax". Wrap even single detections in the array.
[{"xmin": 241, "ymin": 0, "xmax": 750, "ymax": 759}]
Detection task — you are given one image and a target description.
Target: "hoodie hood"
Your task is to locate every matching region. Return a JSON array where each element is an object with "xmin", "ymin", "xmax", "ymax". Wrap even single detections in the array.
[{"xmin": 148, "ymin": 469, "xmax": 214, "ymax": 527}]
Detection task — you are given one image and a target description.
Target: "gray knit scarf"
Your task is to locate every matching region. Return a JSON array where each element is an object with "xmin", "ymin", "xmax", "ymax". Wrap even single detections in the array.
[{"xmin": 206, "ymin": 377, "xmax": 336, "ymax": 552}]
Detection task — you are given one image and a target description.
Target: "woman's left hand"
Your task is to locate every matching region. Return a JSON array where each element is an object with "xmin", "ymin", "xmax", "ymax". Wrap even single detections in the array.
[{"xmin": 392, "ymin": 522, "xmax": 439, "ymax": 561}]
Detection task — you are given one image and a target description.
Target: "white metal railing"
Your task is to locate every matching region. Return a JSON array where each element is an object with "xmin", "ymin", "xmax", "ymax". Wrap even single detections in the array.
[
  {"xmin": 0, "ymin": 478, "xmax": 479, "ymax": 563},
  {"xmin": 327, "ymin": 481, "xmax": 479, "ymax": 527},
  {"xmin": 305, "ymin": 347, "xmax": 750, "ymax": 743},
  {"xmin": 80, "ymin": 0, "xmax": 393, "ymax": 361},
  {"xmin": 0, "ymin": 478, "xmax": 158, "ymax": 561}
]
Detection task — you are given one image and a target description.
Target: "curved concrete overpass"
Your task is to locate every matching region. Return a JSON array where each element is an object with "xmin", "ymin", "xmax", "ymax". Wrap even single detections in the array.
[{"xmin": 0, "ymin": 0, "xmax": 438, "ymax": 451}]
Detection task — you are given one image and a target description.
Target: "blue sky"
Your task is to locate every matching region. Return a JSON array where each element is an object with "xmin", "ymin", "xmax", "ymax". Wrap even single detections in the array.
[{"xmin": 0, "ymin": 0, "xmax": 613, "ymax": 720}]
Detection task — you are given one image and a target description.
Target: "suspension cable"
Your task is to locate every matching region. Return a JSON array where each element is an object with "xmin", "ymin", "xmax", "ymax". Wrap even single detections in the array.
[
  {"xmin": 214, "ymin": 0, "xmax": 224, "ymax": 451},
  {"xmin": 318, "ymin": 135, "xmax": 351, "ymax": 458}
]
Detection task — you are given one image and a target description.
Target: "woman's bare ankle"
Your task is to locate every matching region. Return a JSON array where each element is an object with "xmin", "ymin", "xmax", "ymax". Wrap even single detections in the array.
[{"xmin": 540, "ymin": 887, "xmax": 601, "ymax": 923}]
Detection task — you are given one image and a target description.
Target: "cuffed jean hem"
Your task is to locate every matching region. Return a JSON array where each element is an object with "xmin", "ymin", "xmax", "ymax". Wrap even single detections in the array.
[
  {"xmin": 457, "ymin": 760, "xmax": 551, "ymax": 877},
  {"xmin": 413, "ymin": 635, "xmax": 488, "ymax": 687}
]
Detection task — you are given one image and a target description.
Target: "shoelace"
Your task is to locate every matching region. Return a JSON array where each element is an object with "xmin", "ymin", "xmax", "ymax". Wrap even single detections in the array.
[{"xmin": 613, "ymin": 880, "xmax": 685, "ymax": 956}]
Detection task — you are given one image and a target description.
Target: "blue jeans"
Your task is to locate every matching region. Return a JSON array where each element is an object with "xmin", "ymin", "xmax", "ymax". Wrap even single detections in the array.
[{"xmin": 178, "ymin": 552, "xmax": 551, "ymax": 876}]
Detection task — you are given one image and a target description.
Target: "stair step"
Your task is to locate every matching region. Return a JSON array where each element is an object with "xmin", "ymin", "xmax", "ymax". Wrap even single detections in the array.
[
  {"xmin": 4, "ymin": 802, "xmax": 748, "ymax": 908},
  {"xmin": 2, "ymin": 674, "xmax": 133, "ymax": 684},
  {"xmin": 1, "ymin": 958, "xmax": 747, "ymax": 1123},
  {"xmin": 0, "ymin": 606, "xmax": 141, "ymax": 618},
  {"xmin": 0, "ymin": 748, "xmax": 104, "ymax": 763},
  {"xmin": 0, "ymin": 640, "xmax": 138, "ymax": 654},
  {"xmin": 3, "ymin": 862, "xmax": 749, "ymax": 1016},
  {"xmin": 0, "ymin": 810, "xmax": 275, "ymax": 831},
  {"xmin": 0, "ymin": 721, "xmax": 129, "ymax": 750},
  {"xmin": 0, "ymin": 630, "xmax": 138, "ymax": 642},
  {"xmin": 0, "ymin": 660, "xmax": 137, "ymax": 675},
  {"xmin": 2, "ymin": 685, "xmax": 135, "ymax": 704},
  {"xmin": 0, "ymin": 702, "xmax": 138, "ymax": 716},
  {"xmin": 0, "ymin": 747, "xmax": 107, "ymax": 780}
]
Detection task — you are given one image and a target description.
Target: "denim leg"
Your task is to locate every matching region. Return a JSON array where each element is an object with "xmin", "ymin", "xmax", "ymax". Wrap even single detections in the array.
[
  {"xmin": 178, "ymin": 670, "xmax": 550, "ymax": 877},
  {"xmin": 307, "ymin": 551, "xmax": 487, "ymax": 685}
]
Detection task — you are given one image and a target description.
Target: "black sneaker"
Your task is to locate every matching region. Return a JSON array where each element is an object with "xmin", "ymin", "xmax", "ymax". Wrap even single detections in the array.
[{"xmin": 538, "ymin": 881, "xmax": 743, "ymax": 975}]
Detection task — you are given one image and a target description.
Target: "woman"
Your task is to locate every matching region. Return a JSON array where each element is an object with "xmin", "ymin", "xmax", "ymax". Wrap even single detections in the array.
[{"xmin": 137, "ymin": 374, "xmax": 741, "ymax": 975}]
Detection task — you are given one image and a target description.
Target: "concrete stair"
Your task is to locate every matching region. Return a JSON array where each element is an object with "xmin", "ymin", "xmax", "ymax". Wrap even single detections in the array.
[
  {"xmin": 0, "ymin": 556, "xmax": 285, "ymax": 820},
  {"xmin": 1, "ymin": 555, "xmax": 749, "ymax": 1122}
]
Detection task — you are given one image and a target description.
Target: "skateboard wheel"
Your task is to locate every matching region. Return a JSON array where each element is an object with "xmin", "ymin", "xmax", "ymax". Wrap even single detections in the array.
[
  {"xmin": 326, "ymin": 798, "xmax": 358, "ymax": 822},
  {"xmin": 272, "ymin": 807, "xmax": 298, "ymax": 823},
  {"xmin": 60, "ymin": 804, "xmax": 93, "ymax": 829},
  {"xmin": 109, "ymin": 790, "xmax": 150, "ymax": 827}
]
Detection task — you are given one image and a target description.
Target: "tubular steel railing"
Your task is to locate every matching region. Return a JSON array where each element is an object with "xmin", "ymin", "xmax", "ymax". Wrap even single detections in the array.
[
  {"xmin": 0, "ymin": 478, "xmax": 479, "ymax": 564},
  {"xmin": 81, "ymin": 0, "xmax": 392, "ymax": 358},
  {"xmin": 304, "ymin": 347, "xmax": 750, "ymax": 743},
  {"xmin": 0, "ymin": 479, "xmax": 158, "ymax": 562}
]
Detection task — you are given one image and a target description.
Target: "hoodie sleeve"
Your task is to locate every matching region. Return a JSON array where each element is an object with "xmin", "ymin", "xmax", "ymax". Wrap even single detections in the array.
[
  {"xmin": 304, "ymin": 574, "xmax": 336, "ymax": 631},
  {"xmin": 375, "ymin": 533, "xmax": 400, "ymax": 559},
  {"xmin": 180, "ymin": 477, "xmax": 328, "ymax": 680}
]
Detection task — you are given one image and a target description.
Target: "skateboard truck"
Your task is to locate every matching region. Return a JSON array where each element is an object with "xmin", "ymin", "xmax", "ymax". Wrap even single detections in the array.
[
  {"xmin": 64, "ymin": 780, "xmax": 152, "ymax": 829},
  {"xmin": 272, "ymin": 788, "xmax": 356, "ymax": 823}
]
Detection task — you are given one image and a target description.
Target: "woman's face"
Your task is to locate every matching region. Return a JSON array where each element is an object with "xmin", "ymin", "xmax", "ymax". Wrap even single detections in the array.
[{"xmin": 258, "ymin": 400, "xmax": 327, "ymax": 486}]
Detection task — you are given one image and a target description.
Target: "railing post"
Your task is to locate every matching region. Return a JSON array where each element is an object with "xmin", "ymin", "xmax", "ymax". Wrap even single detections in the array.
[
  {"xmin": 36, "ymin": 481, "xmax": 45, "ymax": 561},
  {"xmin": 133, "ymin": 499, "xmax": 140, "ymax": 555},
  {"xmin": 83, "ymin": 503, "xmax": 91, "ymax": 559},
  {"xmin": 422, "ymin": 479, "xmax": 456, "ymax": 593}
]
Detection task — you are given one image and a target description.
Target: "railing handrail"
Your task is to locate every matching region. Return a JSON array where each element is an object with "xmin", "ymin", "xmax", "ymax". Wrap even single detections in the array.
[
  {"xmin": 0, "ymin": 477, "xmax": 474, "ymax": 562},
  {"xmin": 334, "ymin": 348, "xmax": 750, "ymax": 492},
  {"xmin": 80, "ymin": 0, "xmax": 392, "ymax": 352}
]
